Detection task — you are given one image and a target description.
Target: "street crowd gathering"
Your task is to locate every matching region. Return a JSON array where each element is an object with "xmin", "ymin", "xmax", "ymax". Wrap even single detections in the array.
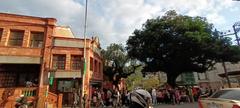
[{"xmin": 91, "ymin": 85, "xmax": 216, "ymax": 108}]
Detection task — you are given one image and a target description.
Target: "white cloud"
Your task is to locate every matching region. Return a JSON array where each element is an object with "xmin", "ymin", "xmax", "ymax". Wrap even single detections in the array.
[{"xmin": 0, "ymin": 0, "xmax": 239, "ymax": 48}]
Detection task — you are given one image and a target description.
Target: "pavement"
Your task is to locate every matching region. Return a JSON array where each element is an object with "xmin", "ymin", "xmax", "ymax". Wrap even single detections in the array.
[
  {"xmin": 63, "ymin": 102, "xmax": 198, "ymax": 108},
  {"xmin": 153, "ymin": 102, "xmax": 198, "ymax": 108}
]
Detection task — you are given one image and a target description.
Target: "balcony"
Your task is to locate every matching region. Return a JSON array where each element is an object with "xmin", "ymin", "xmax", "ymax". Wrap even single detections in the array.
[
  {"xmin": 0, "ymin": 87, "xmax": 38, "ymax": 108},
  {"xmin": 0, "ymin": 87, "xmax": 63, "ymax": 108}
]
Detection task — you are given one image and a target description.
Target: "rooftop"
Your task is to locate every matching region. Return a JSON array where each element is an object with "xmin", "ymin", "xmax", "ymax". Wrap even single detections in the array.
[{"xmin": 53, "ymin": 26, "xmax": 75, "ymax": 38}]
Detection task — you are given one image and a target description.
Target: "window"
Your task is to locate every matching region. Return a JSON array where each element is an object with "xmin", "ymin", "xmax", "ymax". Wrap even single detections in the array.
[
  {"xmin": 57, "ymin": 80, "xmax": 74, "ymax": 92},
  {"xmin": 90, "ymin": 57, "xmax": 93, "ymax": 71},
  {"xmin": 198, "ymin": 73, "xmax": 208, "ymax": 80},
  {"xmin": 71, "ymin": 55, "xmax": 82, "ymax": 70},
  {"xmin": 30, "ymin": 32, "xmax": 44, "ymax": 48},
  {"xmin": 94, "ymin": 60, "xmax": 98, "ymax": 72},
  {"xmin": 0, "ymin": 72, "xmax": 17, "ymax": 87},
  {"xmin": 211, "ymin": 90, "xmax": 240, "ymax": 100},
  {"xmin": 99, "ymin": 62, "xmax": 101, "ymax": 73},
  {"xmin": 8, "ymin": 30, "xmax": 24, "ymax": 46},
  {"xmin": 53, "ymin": 55, "xmax": 66, "ymax": 70},
  {"xmin": 0, "ymin": 28, "xmax": 3, "ymax": 42}
]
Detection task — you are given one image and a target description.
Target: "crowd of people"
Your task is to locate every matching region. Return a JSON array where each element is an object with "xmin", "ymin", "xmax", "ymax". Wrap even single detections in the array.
[
  {"xmin": 91, "ymin": 87, "xmax": 130, "ymax": 108},
  {"xmin": 91, "ymin": 85, "xmax": 216, "ymax": 107},
  {"xmin": 150, "ymin": 86, "xmax": 215, "ymax": 105}
]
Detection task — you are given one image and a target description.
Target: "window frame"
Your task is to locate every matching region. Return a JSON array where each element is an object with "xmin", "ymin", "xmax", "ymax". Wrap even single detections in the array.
[
  {"xmin": 30, "ymin": 32, "xmax": 44, "ymax": 48},
  {"xmin": 70, "ymin": 55, "xmax": 82, "ymax": 70},
  {"xmin": 53, "ymin": 55, "xmax": 66, "ymax": 70},
  {"xmin": 8, "ymin": 30, "xmax": 24, "ymax": 46},
  {"xmin": 0, "ymin": 28, "xmax": 3, "ymax": 42},
  {"xmin": 90, "ymin": 57, "xmax": 93, "ymax": 71}
]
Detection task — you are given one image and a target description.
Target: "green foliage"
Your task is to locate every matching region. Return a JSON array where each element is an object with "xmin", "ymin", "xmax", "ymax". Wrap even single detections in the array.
[
  {"xmin": 102, "ymin": 43, "xmax": 141, "ymax": 86},
  {"xmin": 126, "ymin": 67, "xmax": 143, "ymax": 90},
  {"xmin": 142, "ymin": 76, "xmax": 160, "ymax": 91},
  {"xmin": 126, "ymin": 69, "xmax": 161, "ymax": 91},
  {"xmin": 126, "ymin": 10, "xmax": 240, "ymax": 87}
]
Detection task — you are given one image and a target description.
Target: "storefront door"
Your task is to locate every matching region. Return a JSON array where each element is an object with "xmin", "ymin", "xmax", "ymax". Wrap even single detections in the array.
[{"xmin": 57, "ymin": 79, "xmax": 80, "ymax": 107}]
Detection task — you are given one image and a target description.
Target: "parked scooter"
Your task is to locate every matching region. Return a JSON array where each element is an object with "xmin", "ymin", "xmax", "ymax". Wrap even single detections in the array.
[{"xmin": 15, "ymin": 95, "xmax": 33, "ymax": 108}]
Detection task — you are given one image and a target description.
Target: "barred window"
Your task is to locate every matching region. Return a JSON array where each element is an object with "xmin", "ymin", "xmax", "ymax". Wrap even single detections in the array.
[
  {"xmin": 71, "ymin": 55, "xmax": 82, "ymax": 70},
  {"xmin": 0, "ymin": 72, "xmax": 17, "ymax": 87},
  {"xmin": 99, "ymin": 62, "xmax": 101, "ymax": 73},
  {"xmin": 30, "ymin": 32, "xmax": 44, "ymax": 48},
  {"xmin": 53, "ymin": 55, "xmax": 66, "ymax": 70},
  {"xmin": 0, "ymin": 28, "xmax": 3, "ymax": 42},
  {"xmin": 8, "ymin": 30, "xmax": 24, "ymax": 46},
  {"xmin": 90, "ymin": 57, "xmax": 93, "ymax": 71},
  {"xmin": 94, "ymin": 60, "xmax": 98, "ymax": 73}
]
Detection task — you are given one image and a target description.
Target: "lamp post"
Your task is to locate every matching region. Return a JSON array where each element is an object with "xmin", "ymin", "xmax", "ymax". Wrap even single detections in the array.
[{"xmin": 81, "ymin": 0, "xmax": 88, "ymax": 108}]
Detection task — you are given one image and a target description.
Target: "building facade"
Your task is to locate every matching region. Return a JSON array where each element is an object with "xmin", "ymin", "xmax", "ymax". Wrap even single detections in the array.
[
  {"xmin": 0, "ymin": 13, "xmax": 103, "ymax": 108},
  {"xmin": 158, "ymin": 62, "xmax": 240, "ymax": 89},
  {"xmin": 177, "ymin": 62, "xmax": 240, "ymax": 89},
  {"xmin": 199, "ymin": 62, "xmax": 240, "ymax": 89}
]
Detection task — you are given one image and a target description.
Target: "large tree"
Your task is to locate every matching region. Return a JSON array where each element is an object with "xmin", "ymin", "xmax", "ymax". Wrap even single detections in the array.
[
  {"xmin": 102, "ymin": 43, "xmax": 140, "ymax": 87},
  {"xmin": 126, "ymin": 10, "xmax": 240, "ymax": 87}
]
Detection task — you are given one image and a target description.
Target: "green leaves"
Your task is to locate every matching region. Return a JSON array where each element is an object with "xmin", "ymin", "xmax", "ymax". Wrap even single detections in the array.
[
  {"xmin": 126, "ymin": 10, "xmax": 240, "ymax": 87},
  {"xmin": 102, "ymin": 43, "xmax": 140, "ymax": 85}
]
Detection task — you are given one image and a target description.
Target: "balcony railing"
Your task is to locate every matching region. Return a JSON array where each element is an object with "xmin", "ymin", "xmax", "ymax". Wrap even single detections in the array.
[
  {"xmin": 21, "ymin": 87, "xmax": 38, "ymax": 97},
  {"xmin": 0, "ymin": 87, "xmax": 38, "ymax": 108}
]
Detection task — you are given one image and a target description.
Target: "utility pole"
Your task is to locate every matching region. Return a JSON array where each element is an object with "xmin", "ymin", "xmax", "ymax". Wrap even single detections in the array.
[
  {"xmin": 222, "ymin": 62, "xmax": 232, "ymax": 88},
  {"xmin": 233, "ymin": 21, "xmax": 240, "ymax": 46},
  {"xmin": 81, "ymin": 0, "xmax": 88, "ymax": 108},
  {"xmin": 219, "ymin": 31, "xmax": 234, "ymax": 88},
  {"xmin": 218, "ymin": 21, "xmax": 240, "ymax": 88}
]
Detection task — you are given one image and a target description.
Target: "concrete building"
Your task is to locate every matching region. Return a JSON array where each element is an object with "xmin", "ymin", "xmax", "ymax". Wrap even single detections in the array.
[
  {"xmin": 0, "ymin": 12, "xmax": 103, "ymax": 108},
  {"xmin": 177, "ymin": 62, "xmax": 240, "ymax": 89},
  {"xmin": 199, "ymin": 62, "xmax": 240, "ymax": 89},
  {"xmin": 158, "ymin": 62, "xmax": 240, "ymax": 89}
]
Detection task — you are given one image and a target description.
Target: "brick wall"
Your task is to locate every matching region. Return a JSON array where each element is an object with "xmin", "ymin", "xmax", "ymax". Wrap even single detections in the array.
[{"xmin": 0, "ymin": 12, "xmax": 57, "ymax": 108}]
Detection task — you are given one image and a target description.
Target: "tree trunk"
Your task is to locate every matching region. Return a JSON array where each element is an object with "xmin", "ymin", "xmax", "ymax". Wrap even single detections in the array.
[
  {"xmin": 167, "ymin": 73, "xmax": 178, "ymax": 88},
  {"xmin": 222, "ymin": 62, "xmax": 231, "ymax": 88}
]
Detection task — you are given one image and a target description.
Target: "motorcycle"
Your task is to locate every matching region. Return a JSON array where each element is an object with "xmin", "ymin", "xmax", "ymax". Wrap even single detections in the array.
[{"xmin": 15, "ymin": 95, "xmax": 34, "ymax": 108}]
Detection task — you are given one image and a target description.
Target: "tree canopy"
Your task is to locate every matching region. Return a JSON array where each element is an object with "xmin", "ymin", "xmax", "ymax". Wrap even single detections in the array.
[
  {"xmin": 102, "ymin": 43, "xmax": 140, "ymax": 86},
  {"xmin": 126, "ymin": 10, "xmax": 240, "ymax": 87},
  {"xmin": 126, "ymin": 69, "xmax": 162, "ymax": 91}
]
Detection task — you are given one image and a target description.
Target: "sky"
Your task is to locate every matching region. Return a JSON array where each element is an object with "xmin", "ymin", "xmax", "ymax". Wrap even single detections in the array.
[{"xmin": 0, "ymin": 0, "xmax": 240, "ymax": 48}]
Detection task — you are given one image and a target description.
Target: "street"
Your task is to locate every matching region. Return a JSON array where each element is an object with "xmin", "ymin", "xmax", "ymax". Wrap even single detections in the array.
[{"xmin": 153, "ymin": 102, "xmax": 198, "ymax": 108}]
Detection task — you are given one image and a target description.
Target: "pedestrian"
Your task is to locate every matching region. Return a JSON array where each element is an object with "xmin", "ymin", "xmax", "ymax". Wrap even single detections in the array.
[
  {"xmin": 92, "ymin": 91, "xmax": 98, "ymax": 107},
  {"xmin": 175, "ymin": 89, "xmax": 180, "ymax": 104},
  {"xmin": 106, "ymin": 89, "xmax": 112, "ymax": 106},
  {"xmin": 151, "ymin": 88, "xmax": 157, "ymax": 105},
  {"xmin": 157, "ymin": 90, "xmax": 163, "ymax": 104}
]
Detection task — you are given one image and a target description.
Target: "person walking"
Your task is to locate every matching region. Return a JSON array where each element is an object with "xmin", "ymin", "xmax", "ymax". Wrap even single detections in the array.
[{"xmin": 151, "ymin": 88, "xmax": 157, "ymax": 105}]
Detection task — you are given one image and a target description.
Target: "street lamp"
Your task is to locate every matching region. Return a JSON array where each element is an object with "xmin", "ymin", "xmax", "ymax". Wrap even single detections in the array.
[{"xmin": 81, "ymin": 0, "xmax": 88, "ymax": 108}]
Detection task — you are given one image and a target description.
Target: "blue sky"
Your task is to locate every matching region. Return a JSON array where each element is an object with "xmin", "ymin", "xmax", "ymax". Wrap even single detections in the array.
[{"xmin": 0, "ymin": 0, "xmax": 240, "ymax": 48}]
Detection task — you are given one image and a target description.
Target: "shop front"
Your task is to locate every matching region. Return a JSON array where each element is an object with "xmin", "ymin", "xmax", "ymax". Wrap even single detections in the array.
[{"xmin": 56, "ymin": 78, "xmax": 81, "ymax": 107}]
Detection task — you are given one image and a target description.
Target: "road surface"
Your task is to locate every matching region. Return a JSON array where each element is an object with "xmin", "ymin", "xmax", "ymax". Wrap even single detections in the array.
[{"xmin": 154, "ymin": 102, "xmax": 198, "ymax": 108}]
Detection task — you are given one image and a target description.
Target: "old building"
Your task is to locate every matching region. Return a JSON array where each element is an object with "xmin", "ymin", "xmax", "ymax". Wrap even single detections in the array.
[
  {"xmin": 176, "ymin": 62, "xmax": 240, "ymax": 89},
  {"xmin": 0, "ymin": 12, "xmax": 103, "ymax": 108}
]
